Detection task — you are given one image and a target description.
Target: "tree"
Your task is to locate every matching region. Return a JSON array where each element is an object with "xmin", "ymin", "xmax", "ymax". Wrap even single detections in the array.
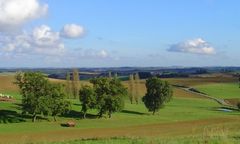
[
  {"xmin": 90, "ymin": 77, "xmax": 127, "ymax": 118},
  {"xmin": 47, "ymin": 83, "xmax": 71, "ymax": 121},
  {"xmin": 134, "ymin": 73, "xmax": 140, "ymax": 104},
  {"xmin": 128, "ymin": 74, "xmax": 135, "ymax": 104},
  {"xmin": 65, "ymin": 72, "xmax": 72, "ymax": 98},
  {"xmin": 15, "ymin": 72, "xmax": 70, "ymax": 122},
  {"xmin": 79, "ymin": 85, "xmax": 96, "ymax": 118},
  {"xmin": 15, "ymin": 72, "xmax": 51, "ymax": 122},
  {"xmin": 72, "ymin": 69, "xmax": 80, "ymax": 99},
  {"xmin": 142, "ymin": 77, "xmax": 173, "ymax": 115}
]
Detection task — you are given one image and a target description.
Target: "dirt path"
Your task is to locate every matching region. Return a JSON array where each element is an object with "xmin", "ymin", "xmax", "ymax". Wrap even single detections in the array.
[{"xmin": 0, "ymin": 117, "xmax": 238, "ymax": 144}]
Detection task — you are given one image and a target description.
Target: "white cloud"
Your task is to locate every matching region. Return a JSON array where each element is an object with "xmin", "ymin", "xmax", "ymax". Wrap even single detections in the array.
[
  {"xmin": 0, "ymin": 0, "xmax": 48, "ymax": 32},
  {"xmin": 0, "ymin": 25, "xmax": 65, "ymax": 56},
  {"xmin": 33, "ymin": 25, "xmax": 60, "ymax": 46},
  {"xmin": 60, "ymin": 24, "xmax": 85, "ymax": 38},
  {"xmin": 168, "ymin": 38, "xmax": 216, "ymax": 55}
]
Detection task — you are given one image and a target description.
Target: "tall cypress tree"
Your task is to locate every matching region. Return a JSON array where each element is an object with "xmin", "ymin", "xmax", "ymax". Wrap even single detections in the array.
[
  {"xmin": 134, "ymin": 73, "xmax": 140, "ymax": 104},
  {"xmin": 65, "ymin": 72, "xmax": 72, "ymax": 98},
  {"xmin": 128, "ymin": 74, "xmax": 134, "ymax": 104},
  {"xmin": 72, "ymin": 69, "xmax": 80, "ymax": 99}
]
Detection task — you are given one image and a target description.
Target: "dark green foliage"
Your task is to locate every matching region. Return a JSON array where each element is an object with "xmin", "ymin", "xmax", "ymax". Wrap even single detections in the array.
[
  {"xmin": 79, "ymin": 85, "xmax": 96, "ymax": 118},
  {"xmin": 142, "ymin": 77, "xmax": 173, "ymax": 115},
  {"xmin": 47, "ymin": 83, "xmax": 71, "ymax": 121},
  {"xmin": 15, "ymin": 72, "xmax": 49, "ymax": 122},
  {"xmin": 15, "ymin": 72, "xmax": 70, "ymax": 122},
  {"xmin": 90, "ymin": 77, "xmax": 127, "ymax": 118}
]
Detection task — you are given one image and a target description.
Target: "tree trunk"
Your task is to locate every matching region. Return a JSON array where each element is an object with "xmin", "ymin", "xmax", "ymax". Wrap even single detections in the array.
[
  {"xmin": 108, "ymin": 112, "xmax": 112, "ymax": 118},
  {"xmin": 83, "ymin": 112, "xmax": 86, "ymax": 119},
  {"xmin": 53, "ymin": 116, "xmax": 57, "ymax": 122},
  {"xmin": 32, "ymin": 114, "xmax": 37, "ymax": 122},
  {"xmin": 98, "ymin": 111, "xmax": 103, "ymax": 118},
  {"xmin": 152, "ymin": 110, "xmax": 155, "ymax": 115}
]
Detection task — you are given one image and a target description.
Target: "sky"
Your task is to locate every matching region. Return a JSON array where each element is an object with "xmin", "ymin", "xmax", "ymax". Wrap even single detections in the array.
[{"xmin": 0, "ymin": 0, "xmax": 240, "ymax": 68}]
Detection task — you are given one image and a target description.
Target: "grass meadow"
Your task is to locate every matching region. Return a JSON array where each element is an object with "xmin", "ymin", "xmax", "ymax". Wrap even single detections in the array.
[{"xmin": 0, "ymin": 74, "xmax": 240, "ymax": 143}]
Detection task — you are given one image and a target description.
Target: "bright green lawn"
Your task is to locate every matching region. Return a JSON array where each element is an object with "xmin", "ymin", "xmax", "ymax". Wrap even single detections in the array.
[{"xmin": 195, "ymin": 83, "xmax": 240, "ymax": 99}]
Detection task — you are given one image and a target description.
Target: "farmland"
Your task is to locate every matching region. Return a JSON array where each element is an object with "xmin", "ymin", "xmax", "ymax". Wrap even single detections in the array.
[{"xmin": 0, "ymin": 73, "xmax": 240, "ymax": 144}]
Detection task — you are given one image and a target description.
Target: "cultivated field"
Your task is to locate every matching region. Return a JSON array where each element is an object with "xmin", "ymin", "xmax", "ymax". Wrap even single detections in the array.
[{"xmin": 0, "ymin": 73, "xmax": 240, "ymax": 144}]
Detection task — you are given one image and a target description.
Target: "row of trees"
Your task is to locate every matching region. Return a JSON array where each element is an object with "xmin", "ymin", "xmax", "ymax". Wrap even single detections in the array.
[
  {"xmin": 79, "ymin": 75, "xmax": 173, "ymax": 117},
  {"xmin": 128, "ymin": 73, "xmax": 140, "ymax": 104},
  {"xmin": 15, "ymin": 72, "xmax": 70, "ymax": 122},
  {"xmin": 15, "ymin": 71, "xmax": 173, "ymax": 121},
  {"xmin": 65, "ymin": 69, "xmax": 80, "ymax": 99}
]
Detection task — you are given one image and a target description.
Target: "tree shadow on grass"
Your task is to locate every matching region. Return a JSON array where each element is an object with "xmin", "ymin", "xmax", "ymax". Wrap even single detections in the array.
[
  {"xmin": 121, "ymin": 110, "xmax": 146, "ymax": 115},
  {"xmin": 0, "ymin": 110, "xmax": 26, "ymax": 123},
  {"xmin": 61, "ymin": 110, "xmax": 98, "ymax": 119},
  {"xmin": 10, "ymin": 103, "xmax": 22, "ymax": 111}
]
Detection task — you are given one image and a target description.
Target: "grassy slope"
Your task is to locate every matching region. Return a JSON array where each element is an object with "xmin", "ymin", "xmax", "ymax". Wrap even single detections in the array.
[
  {"xmin": 0, "ymin": 75, "xmax": 240, "ymax": 143},
  {"xmin": 195, "ymin": 83, "xmax": 240, "ymax": 99}
]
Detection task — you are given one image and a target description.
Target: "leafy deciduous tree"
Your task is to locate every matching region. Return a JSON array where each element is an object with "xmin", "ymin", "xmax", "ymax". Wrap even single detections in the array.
[
  {"xmin": 79, "ymin": 85, "xmax": 96, "ymax": 119},
  {"xmin": 47, "ymin": 83, "xmax": 71, "ymax": 121},
  {"xmin": 15, "ymin": 72, "xmax": 49, "ymax": 122},
  {"xmin": 15, "ymin": 72, "xmax": 70, "ymax": 122},
  {"xmin": 90, "ymin": 77, "xmax": 127, "ymax": 118},
  {"xmin": 142, "ymin": 77, "xmax": 173, "ymax": 115}
]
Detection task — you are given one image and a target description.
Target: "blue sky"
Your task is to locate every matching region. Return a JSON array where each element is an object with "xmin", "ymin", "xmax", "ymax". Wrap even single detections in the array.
[{"xmin": 0, "ymin": 0, "xmax": 239, "ymax": 67}]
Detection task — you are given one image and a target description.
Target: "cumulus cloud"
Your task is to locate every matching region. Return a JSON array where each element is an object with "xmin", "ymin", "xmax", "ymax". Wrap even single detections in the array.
[
  {"xmin": 60, "ymin": 24, "xmax": 85, "ymax": 38},
  {"xmin": 168, "ymin": 38, "xmax": 216, "ymax": 55},
  {"xmin": 0, "ymin": 25, "xmax": 65, "ymax": 56},
  {"xmin": 0, "ymin": 24, "xmax": 111, "ymax": 63},
  {"xmin": 0, "ymin": 0, "xmax": 48, "ymax": 32}
]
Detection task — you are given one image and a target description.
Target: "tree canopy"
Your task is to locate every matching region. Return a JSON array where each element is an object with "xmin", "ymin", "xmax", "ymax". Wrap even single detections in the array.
[
  {"xmin": 142, "ymin": 77, "xmax": 173, "ymax": 115},
  {"xmin": 90, "ymin": 77, "xmax": 127, "ymax": 118},
  {"xmin": 79, "ymin": 85, "xmax": 96, "ymax": 118},
  {"xmin": 15, "ymin": 72, "xmax": 70, "ymax": 122}
]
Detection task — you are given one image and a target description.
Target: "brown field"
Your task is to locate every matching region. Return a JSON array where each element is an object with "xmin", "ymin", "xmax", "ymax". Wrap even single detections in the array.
[
  {"xmin": 1, "ymin": 74, "xmax": 237, "ymax": 99},
  {"xmin": 0, "ymin": 75, "xmax": 19, "ymax": 93},
  {"xmin": 0, "ymin": 117, "xmax": 239, "ymax": 144},
  {"xmin": 164, "ymin": 76, "xmax": 237, "ymax": 86}
]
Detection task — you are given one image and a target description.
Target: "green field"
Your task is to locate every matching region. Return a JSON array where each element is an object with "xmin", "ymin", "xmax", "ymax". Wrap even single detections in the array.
[
  {"xmin": 195, "ymin": 83, "xmax": 240, "ymax": 99},
  {"xmin": 0, "ymin": 75, "xmax": 240, "ymax": 144}
]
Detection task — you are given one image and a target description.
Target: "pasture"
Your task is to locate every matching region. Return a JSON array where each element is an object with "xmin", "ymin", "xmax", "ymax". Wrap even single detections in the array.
[{"xmin": 0, "ymin": 74, "xmax": 240, "ymax": 144}]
